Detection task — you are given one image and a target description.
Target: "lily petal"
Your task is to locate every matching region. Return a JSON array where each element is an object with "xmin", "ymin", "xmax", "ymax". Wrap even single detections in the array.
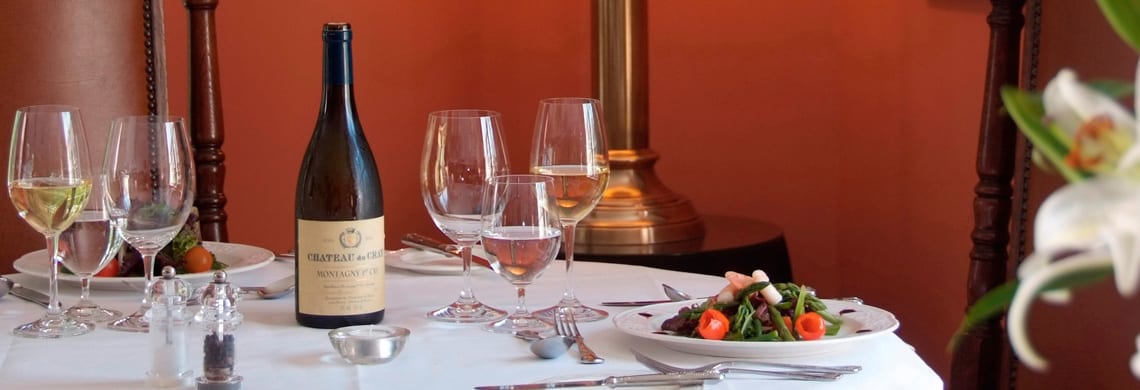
[
  {"xmin": 1033, "ymin": 177, "xmax": 1140, "ymax": 253},
  {"xmin": 1007, "ymin": 252, "xmax": 1114, "ymax": 372},
  {"xmin": 1044, "ymin": 69, "xmax": 1136, "ymax": 137}
]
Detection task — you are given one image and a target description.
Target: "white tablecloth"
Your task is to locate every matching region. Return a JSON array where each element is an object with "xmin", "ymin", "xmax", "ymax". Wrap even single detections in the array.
[{"xmin": 0, "ymin": 255, "xmax": 942, "ymax": 389}]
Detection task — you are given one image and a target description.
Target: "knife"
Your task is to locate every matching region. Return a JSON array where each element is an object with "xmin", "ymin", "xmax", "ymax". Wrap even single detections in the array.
[
  {"xmin": 9, "ymin": 284, "xmax": 49, "ymax": 308},
  {"xmin": 400, "ymin": 233, "xmax": 493, "ymax": 270},
  {"xmin": 473, "ymin": 372, "xmax": 723, "ymax": 390},
  {"xmin": 600, "ymin": 299, "xmax": 673, "ymax": 307}
]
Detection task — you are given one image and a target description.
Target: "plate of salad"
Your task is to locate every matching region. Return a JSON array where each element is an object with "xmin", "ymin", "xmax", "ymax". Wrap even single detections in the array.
[
  {"xmin": 14, "ymin": 241, "xmax": 275, "ymax": 291},
  {"xmin": 612, "ymin": 271, "xmax": 900, "ymax": 358}
]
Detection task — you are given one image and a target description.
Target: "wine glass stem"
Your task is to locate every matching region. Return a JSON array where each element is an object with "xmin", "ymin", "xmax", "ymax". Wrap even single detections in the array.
[
  {"xmin": 457, "ymin": 245, "xmax": 478, "ymax": 304},
  {"xmin": 44, "ymin": 235, "xmax": 64, "ymax": 316},
  {"xmin": 139, "ymin": 251, "xmax": 157, "ymax": 308},
  {"xmin": 559, "ymin": 221, "xmax": 578, "ymax": 304},
  {"xmin": 514, "ymin": 285, "xmax": 528, "ymax": 316},
  {"xmin": 78, "ymin": 275, "xmax": 92, "ymax": 304}
]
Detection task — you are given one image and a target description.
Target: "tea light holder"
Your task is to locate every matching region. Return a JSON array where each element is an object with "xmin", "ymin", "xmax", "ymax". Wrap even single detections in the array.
[{"xmin": 328, "ymin": 325, "xmax": 410, "ymax": 365}]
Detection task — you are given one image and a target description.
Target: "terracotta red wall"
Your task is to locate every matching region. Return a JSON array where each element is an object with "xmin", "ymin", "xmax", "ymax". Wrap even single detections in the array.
[{"xmin": 158, "ymin": 0, "xmax": 995, "ymax": 381}]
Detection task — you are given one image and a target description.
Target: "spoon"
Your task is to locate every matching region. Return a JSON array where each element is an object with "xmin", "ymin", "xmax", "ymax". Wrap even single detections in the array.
[
  {"xmin": 0, "ymin": 276, "xmax": 11, "ymax": 299},
  {"xmin": 528, "ymin": 334, "xmax": 575, "ymax": 359},
  {"xmin": 243, "ymin": 275, "xmax": 296, "ymax": 299},
  {"xmin": 662, "ymin": 284, "xmax": 694, "ymax": 301},
  {"xmin": 514, "ymin": 330, "xmax": 575, "ymax": 359}
]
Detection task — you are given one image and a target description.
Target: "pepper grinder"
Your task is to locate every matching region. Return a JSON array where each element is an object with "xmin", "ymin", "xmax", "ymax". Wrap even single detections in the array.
[
  {"xmin": 145, "ymin": 266, "xmax": 194, "ymax": 388},
  {"xmin": 194, "ymin": 270, "xmax": 244, "ymax": 390}
]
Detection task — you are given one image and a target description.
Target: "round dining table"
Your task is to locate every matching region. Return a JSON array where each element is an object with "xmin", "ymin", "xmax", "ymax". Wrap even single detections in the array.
[{"xmin": 0, "ymin": 247, "xmax": 941, "ymax": 389}]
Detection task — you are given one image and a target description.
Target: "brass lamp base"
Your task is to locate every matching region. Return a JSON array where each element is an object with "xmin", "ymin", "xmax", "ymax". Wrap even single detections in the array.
[{"xmin": 575, "ymin": 148, "xmax": 706, "ymax": 254}]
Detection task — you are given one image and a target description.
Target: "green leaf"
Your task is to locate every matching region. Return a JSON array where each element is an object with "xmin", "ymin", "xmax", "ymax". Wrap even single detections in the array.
[
  {"xmin": 1000, "ymin": 87, "xmax": 1091, "ymax": 182},
  {"xmin": 946, "ymin": 262, "xmax": 1113, "ymax": 353},
  {"xmin": 1086, "ymin": 79, "xmax": 1136, "ymax": 99},
  {"xmin": 1098, "ymin": 0, "xmax": 1140, "ymax": 52}
]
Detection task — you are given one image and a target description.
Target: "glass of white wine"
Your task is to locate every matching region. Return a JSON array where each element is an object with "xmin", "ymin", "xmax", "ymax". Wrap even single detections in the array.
[
  {"xmin": 103, "ymin": 115, "xmax": 196, "ymax": 332},
  {"xmin": 6, "ymin": 105, "xmax": 96, "ymax": 338},
  {"xmin": 480, "ymin": 175, "xmax": 562, "ymax": 334},
  {"xmin": 421, "ymin": 109, "xmax": 509, "ymax": 323},
  {"xmin": 530, "ymin": 97, "xmax": 611, "ymax": 322}
]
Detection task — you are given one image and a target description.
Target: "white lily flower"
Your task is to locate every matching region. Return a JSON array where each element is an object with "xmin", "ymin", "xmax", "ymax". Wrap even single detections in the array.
[
  {"xmin": 1042, "ymin": 68, "xmax": 1136, "ymax": 174},
  {"xmin": 1043, "ymin": 69, "xmax": 1136, "ymax": 136},
  {"xmin": 1006, "ymin": 65, "xmax": 1140, "ymax": 376}
]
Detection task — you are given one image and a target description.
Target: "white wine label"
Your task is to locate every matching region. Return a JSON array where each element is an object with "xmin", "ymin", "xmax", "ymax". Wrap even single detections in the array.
[{"xmin": 297, "ymin": 217, "xmax": 385, "ymax": 316}]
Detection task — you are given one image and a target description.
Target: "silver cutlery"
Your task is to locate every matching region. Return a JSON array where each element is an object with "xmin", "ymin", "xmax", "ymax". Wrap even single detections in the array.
[
  {"xmin": 187, "ymin": 275, "xmax": 295, "ymax": 305},
  {"xmin": 600, "ymin": 299, "xmax": 673, "ymax": 307},
  {"xmin": 0, "ymin": 276, "xmax": 49, "ymax": 307},
  {"xmin": 555, "ymin": 309, "xmax": 604, "ymax": 364},
  {"xmin": 400, "ymin": 232, "xmax": 494, "ymax": 269},
  {"xmin": 473, "ymin": 372, "xmax": 723, "ymax": 389},
  {"xmin": 600, "ymin": 283, "xmax": 697, "ymax": 306},
  {"xmin": 662, "ymin": 283, "xmax": 694, "ymax": 301},
  {"xmin": 632, "ymin": 349, "xmax": 853, "ymax": 381}
]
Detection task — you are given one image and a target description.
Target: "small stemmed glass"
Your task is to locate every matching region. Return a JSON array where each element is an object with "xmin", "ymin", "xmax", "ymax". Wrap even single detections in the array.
[
  {"xmin": 530, "ymin": 97, "xmax": 611, "ymax": 322},
  {"xmin": 480, "ymin": 175, "xmax": 562, "ymax": 334},
  {"xmin": 421, "ymin": 109, "xmax": 509, "ymax": 322},
  {"xmin": 58, "ymin": 171, "xmax": 124, "ymax": 322},
  {"xmin": 6, "ymin": 105, "xmax": 95, "ymax": 338},
  {"xmin": 103, "ymin": 115, "xmax": 195, "ymax": 332}
]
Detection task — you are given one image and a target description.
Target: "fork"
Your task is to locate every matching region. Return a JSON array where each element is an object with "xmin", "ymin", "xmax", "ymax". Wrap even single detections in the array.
[
  {"xmin": 555, "ymin": 309, "xmax": 605, "ymax": 364},
  {"xmin": 632, "ymin": 349, "xmax": 851, "ymax": 381}
]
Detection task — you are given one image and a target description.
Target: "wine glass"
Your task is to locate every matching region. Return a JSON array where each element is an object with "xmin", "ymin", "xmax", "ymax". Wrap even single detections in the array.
[
  {"xmin": 530, "ymin": 97, "xmax": 611, "ymax": 322},
  {"xmin": 421, "ymin": 109, "xmax": 509, "ymax": 322},
  {"xmin": 103, "ymin": 115, "xmax": 195, "ymax": 332},
  {"xmin": 7, "ymin": 105, "xmax": 96, "ymax": 338},
  {"xmin": 59, "ymin": 171, "xmax": 124, "ymax": 322},
  {"xmin": 480, "ymin": 175, "xmax": 562, "ymax": 334}
]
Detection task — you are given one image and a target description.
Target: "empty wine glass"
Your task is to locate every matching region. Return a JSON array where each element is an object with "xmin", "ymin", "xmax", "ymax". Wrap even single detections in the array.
[
  {"xmin": 103, "ymin": 115, "xmax": 195, "ymax": 332},
  {"xmin": 421, "ymin": 109, "xmax": 509, "ymax": 323},
  {"xmin": 530, "ymin": 97, "xmax": 611, "ymax": 322},
  {"xmin": 7, "ymin": 105, "xmax": 96, "ymax": 338},
  {"xmin": 58, "ymin": 171, "xmax": 124, "ymax": 322},
  {"xmin": 480, "ymin": 175, "xmax": 562, "ymax": 334}
]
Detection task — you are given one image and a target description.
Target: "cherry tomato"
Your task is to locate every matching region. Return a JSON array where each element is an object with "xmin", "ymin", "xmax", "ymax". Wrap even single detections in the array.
[
  {"xmin": 95, "ymin": 257, "xmax": 119, "ymax": 277},
  {"xmin": 795, "ymin": 312, "xmax": 827, "ymax": 340},
  {"xmin": 183, "ymin": 245, "xmax": 214, "ymax": 273},
  {"xmin": 697, "ymin": 308, "xmax": 730, "ymax": 340}
]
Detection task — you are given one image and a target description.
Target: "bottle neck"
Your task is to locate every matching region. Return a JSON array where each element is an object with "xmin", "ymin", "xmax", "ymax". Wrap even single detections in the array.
[{"xmin": 322, "ymin": 39, "xmax": 353, "ymax": 86}]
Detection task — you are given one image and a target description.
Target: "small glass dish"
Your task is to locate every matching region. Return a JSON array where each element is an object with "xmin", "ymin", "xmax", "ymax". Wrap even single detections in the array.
[{"xmin": 328, "ymin": 325, "xmax": 410, "ymax": 365}]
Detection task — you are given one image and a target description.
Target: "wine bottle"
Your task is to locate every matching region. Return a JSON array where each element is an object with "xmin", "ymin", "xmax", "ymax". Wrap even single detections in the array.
[{"xmin": 295, "ymin": 22, "xmax": 385, "ymax": 328}]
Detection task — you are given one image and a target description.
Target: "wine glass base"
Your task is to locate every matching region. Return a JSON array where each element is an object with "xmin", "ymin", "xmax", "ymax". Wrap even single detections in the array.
[
  {"xmin": 426, "ymin": 300, "xmax": 507, "ymax": 323},
  {"xmin": 534, "ymin": 300, "xmax": 608, "ymax": 322},
  {"xmin": 106, "ymin": 310, "xmax": 149, "ymax": 333},
  {"xmin": 12, "ymin": 316, "xmax": 94, "ymax": 338},
  {"xmin": 66, "ymin": 304, "xmax": 123, "ymax": 323},
  {"xmin": 483, "ymin": 314, "xmax": 552, "ymax": 334}
]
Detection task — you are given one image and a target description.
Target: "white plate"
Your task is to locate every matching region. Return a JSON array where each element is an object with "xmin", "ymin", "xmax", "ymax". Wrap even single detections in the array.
[
  {"xmin": 13, "ymin": 241, "xmax": 275, "ymax": 291},
  {"xmin": 613, "ymin": 299, "xmax": 900, "ymax": 359},
  {"xmin": 385, "ymin": 247, "xmax": 490, "ymax": 275}
]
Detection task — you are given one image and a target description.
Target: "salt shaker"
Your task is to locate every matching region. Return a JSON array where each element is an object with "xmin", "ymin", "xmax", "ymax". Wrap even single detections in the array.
[
  {"xmin": 145, "ymin": 266, "xmax": 194, "ymax": 388},
  {"xmin": 194, "ymin": 270, "xmax": 244, "ymax": 390}
]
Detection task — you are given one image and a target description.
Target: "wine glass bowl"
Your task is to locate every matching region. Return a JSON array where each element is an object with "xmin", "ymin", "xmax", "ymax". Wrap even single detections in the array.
[
  {"xmin": 530, "ymin": 97, "xmax": 611, "ymax": 322},
  {"xmin": 6, "ymin": 105, "xmax": 96, "ymax": 338},
  {"xmin": 480, "ymin": 175, "xmax": 562, "ymax": 334},
  {"xmin": 103, "ymin": 115, "xmax": 196, "ymax": 332},
  {"xmin": 420, "ymin": 109, "xmax": 509, "ymax": 323}
]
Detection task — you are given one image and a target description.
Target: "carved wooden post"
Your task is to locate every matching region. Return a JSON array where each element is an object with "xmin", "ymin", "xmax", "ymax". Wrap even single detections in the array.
[
  {"xmin": 185, "ymin": 0, "xmax": 228, "ymax": 241},
  {"xmin": 950, "ymin": 0, "xmax": 1027, "ymax": 389}
]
